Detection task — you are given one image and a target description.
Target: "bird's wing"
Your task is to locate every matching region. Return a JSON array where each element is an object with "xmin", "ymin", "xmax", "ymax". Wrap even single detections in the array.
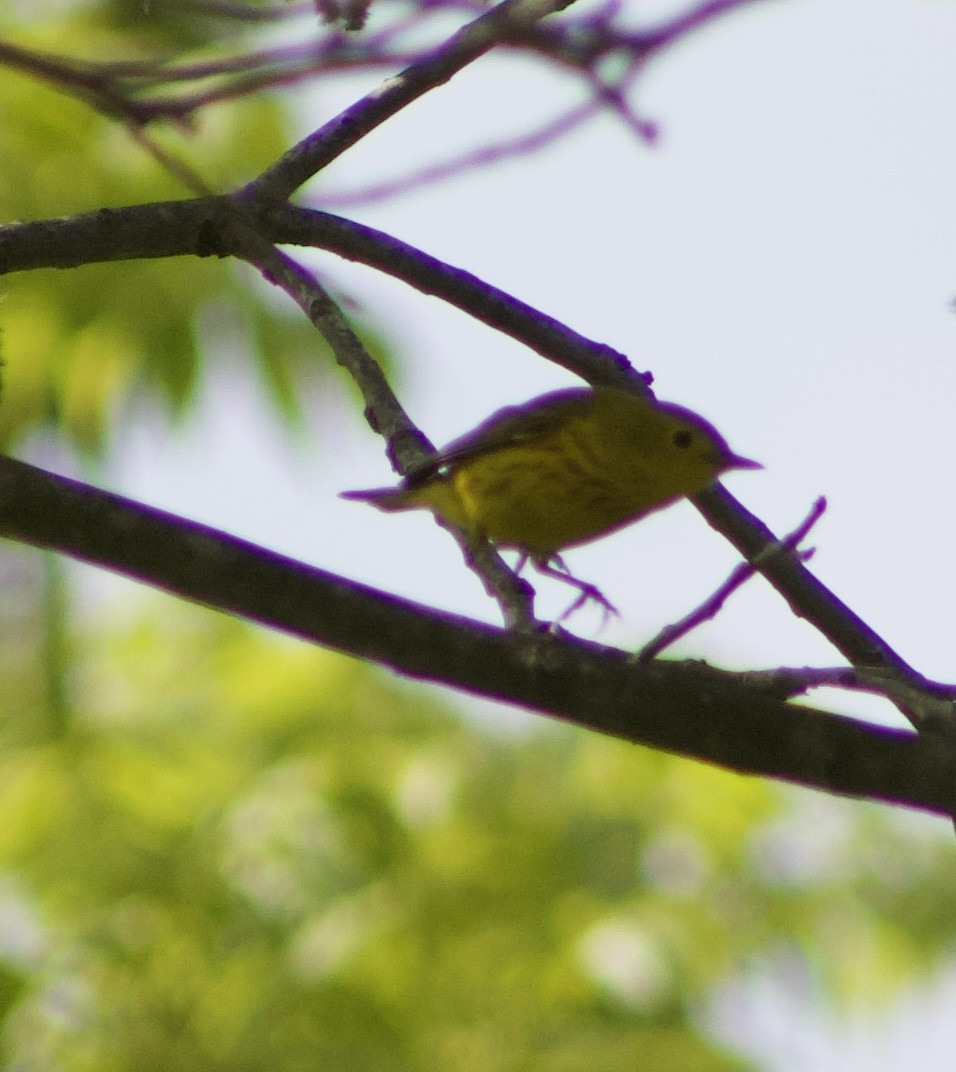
[{"xmin": 406, "ymin": 388, "xmax": 592, "ymax": 485}]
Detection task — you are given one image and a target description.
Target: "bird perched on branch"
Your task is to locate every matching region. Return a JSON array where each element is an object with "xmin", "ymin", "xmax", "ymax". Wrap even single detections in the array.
[{"xmin": 342, "ymin": 386, "xmax": 760, "ymax": 618}]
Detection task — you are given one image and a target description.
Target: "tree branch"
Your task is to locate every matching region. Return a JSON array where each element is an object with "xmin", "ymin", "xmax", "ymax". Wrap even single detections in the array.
[
  {"xmin": 219, "ymin": 215, "xmax": 538, "ymax": 626},
  {"xmin": 0, "ymin": 453, "xmax": 953, "ymax": 818},
  {"xmin": 262, "ymin": 204, "xmax": 641, "ymax": 384},
  {"xmin": 239, "ymin": 0, "xmax": 580, "ymax": 203},
  {"xmin": 0, "ymin": 197, "xmax": 952, "ymax": 728},
  {"xmin": 636, "ymin": 496, "xmax": 827, "ymax": 662}
]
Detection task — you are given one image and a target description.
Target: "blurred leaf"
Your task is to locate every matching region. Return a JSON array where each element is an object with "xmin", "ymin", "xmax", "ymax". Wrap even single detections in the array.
[
  {"xmin": 0, "ymin": 13, "xmax": 360, "ymax": 455},
  {"xmin": 0, "ymin": 574, "xmax": 949, "ymax": 1068}
]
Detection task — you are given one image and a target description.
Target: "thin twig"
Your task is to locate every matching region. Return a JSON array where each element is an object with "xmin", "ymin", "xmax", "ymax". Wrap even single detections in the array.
[
  {"xmin": 636, "ymin": 497, "xmax": 827, "ymax": 663},
  {"xmin": 693, "ymin": 483, "xmax": 941, "ymax": 729},
  {"xmin": 0, "ymin": 0, "xmax": 773, "ymax": 133},
  {"xmin": 240, "ymin": 0, "xmax": 579, "ymax": 202},
  {"xmin": 0, "ymin": 198, "xmax": 945, "ymax": 720},
  {"xmin": 223, "ymin": 218, "xmax": 538, "ymax": 627},
  {"xmin": 222, "ymin": 219, "xmax": 431, "ymax": 469},
  {"xmin": 125, "ymin": 125, "xmax": 215, "ymax": 196},
  {"xmin": 734, "ymin": 665, "xmax": 866, "ymax": 699},
  {"xmin": 734, "ymin": 665, "xmax": 956, "ymax": 717},
  {"xmin": 258, "ymin": 204, "xmax": 641, "ymax": 385},
  {"xmin": 520, "ymin": 0, "xmax": 772, "ymax": 66},
  {"xmin": 318, "ymin": 97, "xmax": 602, "ymax": 207},
  {"xmin": 634, "ymin": 0, "xmax": 773, "ymax": 52},
  {"xmin": 585, "ymin": 67, "xmax": 657, "ymax": 143},
  {"xmin": 0, "ymin": 39, "xmax": 151, "ymax": 124}
]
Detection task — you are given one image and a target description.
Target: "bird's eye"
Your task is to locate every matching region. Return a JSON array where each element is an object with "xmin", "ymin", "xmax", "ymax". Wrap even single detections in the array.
[{"xmin": 672, "ymin": 429, "xmax": 693, "ymax": 449}]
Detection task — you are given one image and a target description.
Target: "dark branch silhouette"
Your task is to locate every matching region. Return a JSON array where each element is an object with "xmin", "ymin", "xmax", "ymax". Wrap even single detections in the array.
[{"xmin": 0, "ymin": 453, "xmax": 953, "ymax": 817}]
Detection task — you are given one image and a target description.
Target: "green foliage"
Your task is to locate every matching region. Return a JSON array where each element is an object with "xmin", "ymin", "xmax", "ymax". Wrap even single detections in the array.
[
  {"xmin": 0, "ymin": 556, "xmax": 953, "ymax": 1070},
  {"xmin": 0, "ymin": 568, "xmax": 746, "ymax": 1070},
  {"xmin": 0, "ymin": 8, "xmax": 350, "ymax": 454}
]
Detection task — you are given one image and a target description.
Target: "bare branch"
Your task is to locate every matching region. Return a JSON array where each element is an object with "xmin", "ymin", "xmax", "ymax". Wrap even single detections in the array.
[
  {"xmin": 261, "ymin": 205, "xmax": 641, "ymax": 384},
  {"xmin": 735, "ymin": 666, "xmax": 956, "ymax": 720},
  {"xmin": 319, "ymin": 98, "xmax": 602, "ymax": 208},
  {"xmin": 693, "ymin": 483, "xmax": 948, "ymax": 726},
  {"xmin": 222, "ymin": 217, "xmax": 538, "ymax": 626},
  {"xmin": 637, "ymin": 497, "xmax": 827, "ymax": 663},
  {"xmin": 126, "ymin": 125, "xmax": 216, "ymax": 196},
  {"xmin": 519, "ymin": 0, "xmax": 774, "ymax": 67},
  {"xmin": 0, "ymin": 198, "xmax": 948, "ymax": 726},
  {"xmin": 0, "ymin": 453, "xmax": 953, "ymax": 818},
  {"xmin": 0, "ymin": 39, "xmax": 151, "ymax": 124},
  {"xmin": 0, "ymin": 0, "xmax": 776, "ymax": 137},
  {"xmin": 240, "ymin": 0, "xmax": 580, "ymax": 202}
]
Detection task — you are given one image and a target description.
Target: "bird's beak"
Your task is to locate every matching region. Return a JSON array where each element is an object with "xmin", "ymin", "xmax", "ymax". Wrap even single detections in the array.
[{"xmin": 723, "ymin": 452, "xmax": 763, "ymax": 471}]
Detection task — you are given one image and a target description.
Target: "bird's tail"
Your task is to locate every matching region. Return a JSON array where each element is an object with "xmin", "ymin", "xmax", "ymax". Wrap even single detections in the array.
[
  {"xmin": 339, "ymin": 486, "xmax": 417, "ymax": 512},
  {"xmin": 341, "ymin": 479, "xmax": 468, "ymax": 532}
]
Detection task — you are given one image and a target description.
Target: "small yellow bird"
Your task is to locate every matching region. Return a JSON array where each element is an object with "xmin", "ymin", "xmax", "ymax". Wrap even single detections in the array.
[{"xmin": 342, "ymin": 387, "xmax": 760, "ymax": 616}]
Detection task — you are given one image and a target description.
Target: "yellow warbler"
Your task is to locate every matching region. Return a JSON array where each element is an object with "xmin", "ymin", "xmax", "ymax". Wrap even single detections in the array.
[{"xmin": 342, "ymin": 387, "xmax": 760, "ymax": 615}]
